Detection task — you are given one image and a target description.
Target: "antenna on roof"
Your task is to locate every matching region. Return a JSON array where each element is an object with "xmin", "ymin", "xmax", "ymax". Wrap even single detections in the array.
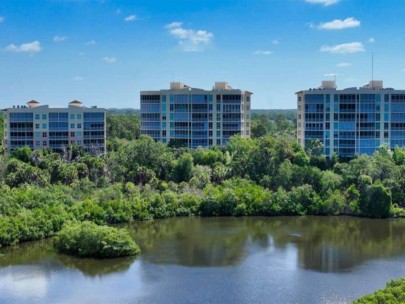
[{"xmin": 371, "ymin": 52, "xmax": 374, "ymax": 89}]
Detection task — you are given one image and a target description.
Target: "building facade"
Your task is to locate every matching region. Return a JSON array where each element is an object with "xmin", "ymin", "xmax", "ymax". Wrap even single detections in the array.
[
  {"xmin": 140, "ymin": 82, "xmax": 252, "ymax": 147},
  {"xmin": 2, "ymin": 100, "xmax": 106, "ymax": 155},
  {"xmin": 297, "ymin": 80, "xmax": 405, "ymax": 158}
]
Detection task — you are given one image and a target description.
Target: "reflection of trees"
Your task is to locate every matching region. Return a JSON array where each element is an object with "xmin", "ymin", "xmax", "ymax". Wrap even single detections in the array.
[
  {"xmin": 54, "ymin": 255, "xmax": 135, "ymax": 277},
  {"xmin": 126, "ymin": 218, "xmax": 250, "ymax": 267},
  {"xmin": 0, "ymin": 239, "xmax": 134, "ymax": 277},
  {"xmin": 1, "ymin": 217, "xmax": 405, "ymax": 274},
  {"xmin": 243, "ymin": 216, "xmax": 405, "ymax": 272},
  {"xmin": 126, "ymin": 216, "xmax": 405, "ymax": 272}
]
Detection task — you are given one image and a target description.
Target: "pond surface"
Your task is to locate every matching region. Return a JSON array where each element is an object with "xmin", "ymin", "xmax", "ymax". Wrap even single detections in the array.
[{"xmin": 1, "ymin": 216, "xmax": 405, "ymax": 304}]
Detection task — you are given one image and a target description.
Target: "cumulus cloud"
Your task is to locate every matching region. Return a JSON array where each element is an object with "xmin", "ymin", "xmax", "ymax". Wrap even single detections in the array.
[
  {"xmin": 305, "ymin": 0, "xmax": 339, "ymax": 6},
  {"xmin": 72, "ymin": 76, "xmax": 84, "ymax": 81},
  {"xmin": 53, "ymin": 36, "xmax": 67, "ymax": 42},
  {"xmin": 253, "ymin": 50, "xmax": 272, "ymax": 55},
  {"xmin": 0, "ymin": 16, "xmax": 4, "ymax": 23},
  {"xmin": 320, "ymin": 42, "xmax": 365, "ymax": 54},
  {"xmin": 368, "ymin": 37, "xmax": 375, "ymax": 43},
  {"xmin": 124, "ymin": 15, "xmax": 137, "ymax": 22},
  {"xmin": 165, "ymin": 22, "xmax": 213, "ymax": 52},
  {"xmin": 337, "ymin": 62, "xmax": 351, "ymax": 68},
  {"xmin": 5, "ymin": 41, "xmax": 42, "ymax": 53},
  {"xmin": 102, "ymin": 56, "xmax": 117, "ymax": 63},
  {"xmin": 85, "ymin": 40, "xmax": 96, "ymax": 45},
  {"xmin": 317, "ymin": 17, "xmax": 360, "ymax": 30}
]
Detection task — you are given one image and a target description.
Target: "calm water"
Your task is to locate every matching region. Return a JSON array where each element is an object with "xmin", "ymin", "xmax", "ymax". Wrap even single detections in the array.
[{"xmin": 1, "ymin": 216, "xmax": 405, "ymax": 304}]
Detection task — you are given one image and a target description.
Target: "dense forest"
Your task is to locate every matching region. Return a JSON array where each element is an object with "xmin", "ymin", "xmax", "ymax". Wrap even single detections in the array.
[{"xmin": 0, "ymin": 109, "xmax": 404, "ymax": 248}]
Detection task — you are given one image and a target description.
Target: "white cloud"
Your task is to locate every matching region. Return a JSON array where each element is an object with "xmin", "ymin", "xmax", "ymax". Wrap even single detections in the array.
[
  {"xmin": 272, "ymin": 39, "xmax": 279, "ymax": 45},
  {"xmin": 305, "ymin": 0, "xmax": 340, "ymax": 6},
  {"xmin": 320, "ymin": 42, "xmax": 365, "ymax": 54},
  {"xmin": 324, "ymin": 73, "xmax": 337, "ymax": 77},
  {"xmin": 254, "ymin": 50, "xmax": 272, "ymax": 55},
  {"xmin": 73, "ymin": 76, "xmax": 84, "ymax": 81},
  {"xmin": 0, "ymin": 16, "xmax": 4, "ymax": 23},
  {"xmin": 337, "ymin": 62, "xmax": 351, "ymax": 68},
  {"xmin": 124, "ymin": 15, "xmax": 137, "ymax": 22},
  {"xmin": 85, "ymin": 40, "xmax": 96, "ymax": 45},
  {"xmin": 165, "ymin": 22, "xmax": 214, "ymax": 52},
  {"xmin": 53, "ymin": 36, "xmax": 67, "ymax": 42},
  {"xmin": 102, "ymin": 56, "xmax": 117, "ymax": 63},
  {"xmin": 5, "ymin": 41, "xmax": 42, "ymax": 53},
  {"xmin": 368, "ymin": 37, "xmax": 375, "ymax": 43},
  {"xmin": 317, "ymin": 17, "xmax": 360, "ymax": 30}
]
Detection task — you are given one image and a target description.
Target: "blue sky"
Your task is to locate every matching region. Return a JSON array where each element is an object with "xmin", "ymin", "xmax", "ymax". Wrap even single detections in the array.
[{"xmin": 1, "ymin": 0, "xmax": 405, "ymax": 109}]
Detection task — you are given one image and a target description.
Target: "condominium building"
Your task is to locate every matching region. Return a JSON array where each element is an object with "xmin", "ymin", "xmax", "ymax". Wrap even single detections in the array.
[
  {"xmin": 296, "ymin": 80, "xmax": 405, "ymax": 158},
  {"xmin": 2, "ymin": 100, "xmax": 107, "ymax": 155},
  {"xmin": 140, "ymin": 82, "xmax": 252, "ymax": 147}
]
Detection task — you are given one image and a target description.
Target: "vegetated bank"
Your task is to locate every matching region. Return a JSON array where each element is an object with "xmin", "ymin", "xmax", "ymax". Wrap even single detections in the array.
[
  {"xmin": 0, "ymin": 134, "xmax": 404, "ymax": 248},
  {"xmin": 352, "ymin": 278, "xmax": 405, "ymax": 304}
]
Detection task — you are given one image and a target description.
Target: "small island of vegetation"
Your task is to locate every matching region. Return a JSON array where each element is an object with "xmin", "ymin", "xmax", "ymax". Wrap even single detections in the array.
[{"xmin": 54, "ymin": 221, "xmax": 140, "ymax": 258}]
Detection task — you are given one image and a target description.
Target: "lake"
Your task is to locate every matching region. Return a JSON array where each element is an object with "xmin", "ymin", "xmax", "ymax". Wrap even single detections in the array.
[{"xmin": 0, "ymin": 216, "xmax": 404, "ymax": 304}]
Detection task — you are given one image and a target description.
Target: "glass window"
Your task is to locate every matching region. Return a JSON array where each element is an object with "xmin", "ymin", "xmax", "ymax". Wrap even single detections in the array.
[
  {"xmin": 77, "ymin": 114, "xmax": 82, "ymax": 119},
  {"xmin": 35, "ymin": 114, "xmax": 40, "ymax": 119},
  {"xmin": 77, "ymin": 123, "xmax": 82, "ymax": 129},
  {"xmin": 35, "ymin": 132, "xmax": 40, "ymax": 137},
  {"xmin": 70, "ymin": 114, "xmax": 75, "ymax": 119},
  {"xmin": 43, "ymin": 141, "xmax": 47, "ymax": 145},
  {"xmin": 35, "ymin": 124, "xmax": 40, "ymax": 129},
  {"xmin": 42, "ymin": 123, "xmax": 47, "ymax": 129},
  {"xmin": 71, "ymin": 132, "xmax": 75, "ymax": 137},
  {"xmin": 42, "ymin": 132, "xmax": 47, "ymax": 137},
  {"xmin": 70, "ymin": 123, "xmax": 75, "ymax": 128},
  {"xmin": 42, "ymin": 114, "xmax": 47, "ymax": 120},
  {"xmin": 36, "ymin": 141, "xmax": 40, "ymax": 146}
]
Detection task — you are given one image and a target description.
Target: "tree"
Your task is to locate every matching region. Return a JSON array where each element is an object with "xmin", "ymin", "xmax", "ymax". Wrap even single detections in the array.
[
  {"xmin": 171, "ymin": 153, "xmax": 194, "ymax": 183},
  {"xmin": 360, "ymin": 182, "xmax": 392, "ymax": 218}
]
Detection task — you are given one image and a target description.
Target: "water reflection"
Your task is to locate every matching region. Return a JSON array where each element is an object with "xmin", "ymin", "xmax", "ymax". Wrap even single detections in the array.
[
  {"xmin": 1, "ymin": 216, "xmax": 405, "ymax": 275},
  {"xmin": 0, "ymin": 240, "xmax": 134, "ymax": 277},
  {"xmin": 126, "ymin": 216, "xmax": 405, "ymax": 272}
]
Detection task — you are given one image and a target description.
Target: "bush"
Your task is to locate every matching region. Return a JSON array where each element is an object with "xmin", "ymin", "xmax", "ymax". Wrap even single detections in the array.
[
  {"xmin": 54, "ymin": 221, "xmax": 140, "ymax": 258},
  {"xmin": 353, "ymin": 278, "xmax": 405, "ymax": 304}
]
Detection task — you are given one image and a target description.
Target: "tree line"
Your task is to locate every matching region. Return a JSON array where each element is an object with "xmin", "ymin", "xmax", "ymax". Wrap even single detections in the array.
[{"xmin": 0, "ymin": 110, "xmax": 404, "ymax": 248}]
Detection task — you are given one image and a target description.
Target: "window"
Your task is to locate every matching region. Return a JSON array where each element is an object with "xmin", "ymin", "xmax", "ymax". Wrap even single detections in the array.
[
  {"xmin": 36, "ymin": 141, "xmax": 40, "ymax": 146},
  {"xmin": 70, "ymin": 123, "xmax": 75, "ymax": 128},
  {"xmin": 77, "ymin": 114, "xmax": 82, "ymax": 119},
  {"xmin": 42, "ymin": 124, "xmax": 47, "ymax": 129},
  {"xmin": 70, "ymin": 114, "xmax": 75, "ymax": 119},
  {"xmin": 35, "ymin": 132, "xmax": 40, "ymax": 137},
  {"xmin": 77, "ymin": 123, "xmax": 82, "ymax": 129},
  {"xmin": 42, "ymin": 114, "xmax": 47, "ymax": 120},
  {"xmin": 71, "ymin": 132, "xmax": 75, "ymax": 137},
  {"xmin": 35, "ymin": 124, "xmax": 40, "ymax": 129},
  {"xmin": 35, "ymin": 114, "xmax": 40, "ymax": 119},
  {"xmin": 43, "ymin": 141, "xmax": 47, "ymax": 146}
]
